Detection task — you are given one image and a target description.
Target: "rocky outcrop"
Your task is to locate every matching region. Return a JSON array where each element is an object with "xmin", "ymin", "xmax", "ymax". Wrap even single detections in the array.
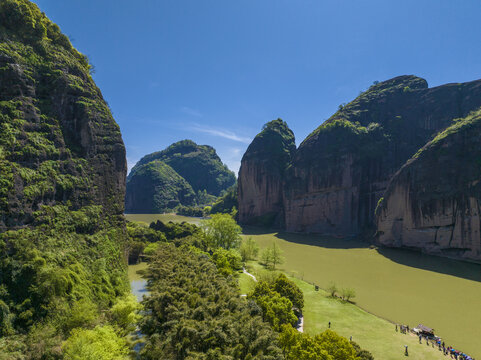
[
  {"xmin": 125, "ymin": 160, "xmax": 196, "ymax": 213},
  {"xmin": 284, "ymin": 76, "xmax": 481, "ymax": 235},
  {"xmin": 126, "ymin": 140, "xmax": 235, "ymax": 213},
  {"xmin": 0, "ymin": 0, "xmax": 126, "ymax": 229},
  {"xmin": 376, "ymin": 109, "xmax": 481, "ymax": 261},
  {"xmin": 238, "ymin": 119, "xmax": 295, "ymax": 226}
]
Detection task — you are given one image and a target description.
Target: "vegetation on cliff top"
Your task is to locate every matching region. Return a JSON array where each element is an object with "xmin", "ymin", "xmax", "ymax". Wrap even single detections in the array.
[
  {"xmin": 242, "ymin": 118, "xmax": 296, "ymax": 174},
  {"xmin": 125, "ymin": 160, "xmax": 196, "ymax": 213},
  {"xmin": 129, "ymin": 139, "xmax": 235, "ymax": 196}
]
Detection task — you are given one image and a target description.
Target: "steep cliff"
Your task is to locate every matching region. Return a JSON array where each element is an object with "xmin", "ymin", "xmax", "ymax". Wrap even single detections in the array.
[
  {"xmin": 376, "ymin": 108, "xmax": 481, "ymax": 261},
  {"xmin": 0, "ymin": 0, "xmax": 126, "ymax": 229},
  {"xmin": 284, "ymin": 76, "xmax": 481, "ymax": 235},
  {"xmin": 127, "ymin": 140, "xmax": 235, "ymax": 213},
  {"xmin": 238, "ymin": 119, "xmax": 295, "ymax": 226},
  {"xmin": 125, "ymin": 160, "xmax": 196, "ymax": 213},
  {"xmin": 0, "ymin": 1, "xmax": 128, "ymax": 352}
]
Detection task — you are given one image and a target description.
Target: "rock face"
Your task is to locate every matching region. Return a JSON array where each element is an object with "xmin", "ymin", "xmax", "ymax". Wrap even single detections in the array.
[
  {"xmin": 0, "ymin": 0, "xmax": 126, "ymax": 229},
  {"xmin": 238, "ymin": 119, "xmax": 295, "ymax": 226},
  {"xmin": 126, "ymin": 140, "xmax": 235, "ymax": 213},
  {"xmin": 239, "ymin": 76, "xmax": 481, "ymax": 261},
  {"xmin": 377, "ymin": 109, "xmax": 481, "ymax": 261},
  {"xmin": 284, "ymin": 76, "xmax": 481, "ymax": 235},
  {"xmin": 125, "ymin": 160, "xmax": 196, "ymax": 213}
]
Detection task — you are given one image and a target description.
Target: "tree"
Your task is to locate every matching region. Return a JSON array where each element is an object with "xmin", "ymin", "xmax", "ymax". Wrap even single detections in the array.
[
  {"xmin": 62, "ymin": 325, "xmax": 130, "ymax": 360},
  {"xmin": 273, "ymin": 274, "xmax": 304, "ymax": 311},
  {"xmin": 327, "ymin": 282, "xmax": 338, "ymax": 297},
  {"xmin": 341, "ymin": 288, "xmax": 356, "ymax": 302},
  {"xmin": 239, "ymin": 237, "xmax": 259, "ymax": 262},
  {"xmin": 200, "ymin": 213, "xmax": 241, "ymax": 249},
  {"xmin": 212, "ymin": 248, "xmax": 242, "ymax": 276},
  {"xmin": 261, "ymin": 242, "xmax": 284, "ymax": 269}
]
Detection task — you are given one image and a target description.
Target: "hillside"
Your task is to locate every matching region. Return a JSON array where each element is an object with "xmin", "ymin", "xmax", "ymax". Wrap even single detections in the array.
[
  {"xmin": 126, "ymin": 139, "xmax": 235, "ymax": 213},
  {"xmin": 0, "ymin": 0, "xmax": 128, "ymax": 356},
  {"xmin": 125, "ymin": 160, "xmax": 196, "ymax": 213}
]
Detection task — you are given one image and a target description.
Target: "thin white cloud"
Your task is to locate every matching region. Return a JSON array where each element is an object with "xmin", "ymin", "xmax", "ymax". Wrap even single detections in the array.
[
  {"xmin": 181, "ymin": 106, "xmax": 203, "ymax": 117},
  {"xmin": 189, "ymin": 124, "xmax": 251, "ymax": 144}
]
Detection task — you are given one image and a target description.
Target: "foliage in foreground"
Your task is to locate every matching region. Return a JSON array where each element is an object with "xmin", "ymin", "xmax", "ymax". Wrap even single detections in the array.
[
  {"xmin": 279, "ymin": 325, "xmax": 373, "ymax": 360},
  {"xmin": 0, "ymin": 206, "xmax": 129, "ymax": 358},
  {"xmin": 248, "ymin": 274, "xmax": 303, "ymax": 331},
  {"xmin": 200, "ymin": 212, "xmax": 242, "ymax": 250},
  {"xmin": 140, "ymin": 243, "xmax": 283, "ymax": 359}
]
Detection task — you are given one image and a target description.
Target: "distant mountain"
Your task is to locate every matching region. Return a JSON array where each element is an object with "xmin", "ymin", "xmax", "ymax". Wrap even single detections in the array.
[{"xmin": 126, "ymin": 140, "xmax": 236, "ymax": 213}]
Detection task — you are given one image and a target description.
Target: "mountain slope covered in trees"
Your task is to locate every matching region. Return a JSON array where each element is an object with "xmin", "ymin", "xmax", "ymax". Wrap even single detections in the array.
[
  {"xmin": 126, "ymin": 140, "xmax": 236, "ymax": 213},
  {"xmin": 0, "ymin": 0, "xmax": 129, "ymax": 356}
]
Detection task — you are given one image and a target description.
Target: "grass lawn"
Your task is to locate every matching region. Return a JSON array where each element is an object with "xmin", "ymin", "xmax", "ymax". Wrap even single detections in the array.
[
  {"xmin": 245, "ymin": 261, "xmax": 445, "ymax": 360},
  {"xmin": 238, "ymin": 272, "xmax": 256, "ymax": 295},
  {"xmin": 242, "ymin": 228, "xmax": 481, "ymax": 358}
]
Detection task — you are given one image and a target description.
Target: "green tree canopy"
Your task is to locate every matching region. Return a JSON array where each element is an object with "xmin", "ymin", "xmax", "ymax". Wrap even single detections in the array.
[{"xmin": 200, "ymin": 213, "xmax": 241, "ymax": 249}]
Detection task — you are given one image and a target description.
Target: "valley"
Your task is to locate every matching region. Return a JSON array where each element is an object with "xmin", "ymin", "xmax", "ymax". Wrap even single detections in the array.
[{"xmin": 130, "ymin": 213, "xmax": 481, "ymax": 357}]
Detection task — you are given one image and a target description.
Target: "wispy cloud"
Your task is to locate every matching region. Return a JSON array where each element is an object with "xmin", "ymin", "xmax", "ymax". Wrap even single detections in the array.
[
  {"xmin": 189, "ymin": 124, "xmax": 251, "ymax": 144},
  {"xmin": 181, "ymin": 106, "xmax": 203, "ymax": 117}
]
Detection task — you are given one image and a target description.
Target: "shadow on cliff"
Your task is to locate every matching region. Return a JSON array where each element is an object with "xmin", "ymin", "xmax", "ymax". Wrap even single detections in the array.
[
  {"xmin": 242, "ymin": 226, "xmax": 370, "ymax": 250},
  {"xmin": 376, "ymin": 246, "xmax": 481, "ymax": 283}
]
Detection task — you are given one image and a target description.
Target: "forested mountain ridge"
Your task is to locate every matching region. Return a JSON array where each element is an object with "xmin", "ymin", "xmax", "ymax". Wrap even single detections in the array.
[
  {"xmin": 0, "ymin": 0, "xmax": 129, "ymax": 356},
  {"xmin": 239, "ymin": 76, "xmax": 481, "ymax": 261},
  {"xmin": 126, "ymin": 140, "xmax": 236, "ymax": 213}
]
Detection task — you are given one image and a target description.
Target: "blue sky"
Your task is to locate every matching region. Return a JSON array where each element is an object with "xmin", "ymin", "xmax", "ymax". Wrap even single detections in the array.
[{"xmin": 32, "ymin": 0, "xmax": 481, "ymax": 174}]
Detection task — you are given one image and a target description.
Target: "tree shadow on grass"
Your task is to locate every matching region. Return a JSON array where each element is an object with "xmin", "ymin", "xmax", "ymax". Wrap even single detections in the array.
[{"xmin": 241, "ymin": 225, "xmax": 370, "ymax": 250}]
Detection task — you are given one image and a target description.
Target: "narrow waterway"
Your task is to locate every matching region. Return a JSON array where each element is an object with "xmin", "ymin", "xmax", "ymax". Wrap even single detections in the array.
[{"xmin": 128, "ymin": 262, "xmax": 149, "ymax": 301}]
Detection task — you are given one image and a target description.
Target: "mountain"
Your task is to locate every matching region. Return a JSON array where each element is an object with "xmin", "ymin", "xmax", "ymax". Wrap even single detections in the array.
[
  {"xmin": 0, "ymin": 0, "xmax": 127, "ymax": 354},
  {"xmin": 126, "ymin": 140, "xmax": 236, "ymax": 213},
  {"xmin": 125, "ymin": 160, "xmax": 196, "ymax": 213},
  {"xmin": 377, "ymin": 108, "xmax": 481, "ymax": 261},
  {"xmin": 0, "ymin": 1, "xmax": 126, "ymax": 228},
  {"xmin": 238, "ymin": 76, "xmax": 481, "ymax": 261},
  {"xmin": 238, "ymin": 119, "xmax": 295, "ymax": 226}
]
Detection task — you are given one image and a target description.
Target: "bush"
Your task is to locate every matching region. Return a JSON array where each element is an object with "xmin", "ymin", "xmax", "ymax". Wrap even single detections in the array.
[
  {"xmin": 62, "ymin": 325, "xmax": 130, "ymax": 360},
  {"xmin": 341, "ymin": 288, "xmax": 356, "ymax": 302}
]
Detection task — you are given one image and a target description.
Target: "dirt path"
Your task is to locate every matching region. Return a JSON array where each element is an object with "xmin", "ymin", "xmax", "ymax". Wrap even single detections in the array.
[{"xmin": 243, "ymin": 267, "xmax": 257, "ymax": 282}]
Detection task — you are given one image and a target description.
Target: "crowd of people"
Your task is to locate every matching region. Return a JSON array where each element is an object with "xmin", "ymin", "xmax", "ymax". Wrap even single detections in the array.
[{"xmin": 395, "ymin": 324, "xmax": 476, "ymax": 360}]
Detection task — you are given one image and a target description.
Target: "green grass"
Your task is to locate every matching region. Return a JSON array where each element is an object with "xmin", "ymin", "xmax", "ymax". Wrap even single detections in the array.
[
  {"xmin": 245, "ymin": 261, "xmax": 445, "ymax": 360},
  {"xmin": 242, "ymin": 228, "xmax": 481, "ymax": 358},
  {"xmin": 124, "ymin": 213, "xmax": 204, "ymax": 225},
  {"xmin": 238, "ymin": 272, "xmax": 256, "ymax": 295}
]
